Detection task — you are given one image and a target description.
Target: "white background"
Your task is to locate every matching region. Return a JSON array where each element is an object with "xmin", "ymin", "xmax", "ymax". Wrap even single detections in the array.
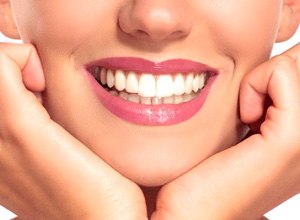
[{"xmin": 0, "ymin": 27, "xmax": 299, "ymax": 220}]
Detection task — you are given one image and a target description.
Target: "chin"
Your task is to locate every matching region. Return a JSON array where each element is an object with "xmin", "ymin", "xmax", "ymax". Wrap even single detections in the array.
[
  {"xmin": 111, "ymin": 156, "xmax": 196, "ymax": 187},
  {"xmin": 90, "ymin": 137, "xmax": 219, "ymax": 187},
  {"xmin": 89, "ymin": 122, "xmax": 246, "ymax": 187}
]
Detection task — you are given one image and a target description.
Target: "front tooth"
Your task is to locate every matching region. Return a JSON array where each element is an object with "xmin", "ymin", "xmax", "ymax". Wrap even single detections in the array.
[
  {"xmin": 156, "ymin": 75, "xmax": 173, "ymax": 98},
  {"xmin": 107, "ymin": 69, "xmax": 115, "ymax": 88},
  {"xmin": 138, "ymin": 74, "xmax": 156, "ymax": 97},
  {"xmin": 199, "ymin": 73, "xmax": 206, "ymax": 89},
  {"xmin": 115, "ymin": 69, "xmax": 126, "ymax": 91},
  {"xmin": 185, "ymin": 73, "xmax": 194, "ymax": 94},
  {"xmin": 173, "ymin": 74, "xmax": 185, "ymax": 96},
  {"xmin": 193, "ymin": 74, "xmax": 200, "ymax": 92},
  {"xmin": 152, "ymin": 97, "xmax": 162, "ymax": 105},
  {"xmin": 126, "ymin": 72, "xmax": 139, "ymax": 93},
  {"xmin": 100, "ymin": 68, "xmax": 107, "ymax": 85}
]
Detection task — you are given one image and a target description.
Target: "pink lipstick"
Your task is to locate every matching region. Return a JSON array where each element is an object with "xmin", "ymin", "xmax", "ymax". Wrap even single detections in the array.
[{"xmin": 85, "ymin": 57, "xmax": 218, "ymax": 126}]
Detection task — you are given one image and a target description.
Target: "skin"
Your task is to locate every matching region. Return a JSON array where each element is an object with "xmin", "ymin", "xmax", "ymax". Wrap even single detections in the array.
[
  {"xmin": 7, "ymin": 0, "xmax": 283, "ymax": 186},
  {"xmin": 0, "ymin": 0, "xmax": 299, "ymax": 219}
]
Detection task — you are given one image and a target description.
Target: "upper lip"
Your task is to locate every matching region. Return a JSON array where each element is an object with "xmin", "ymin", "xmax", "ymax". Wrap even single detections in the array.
[{"xmin": 86, "ymin": 57, "xmax": 218, "ymax": 75}]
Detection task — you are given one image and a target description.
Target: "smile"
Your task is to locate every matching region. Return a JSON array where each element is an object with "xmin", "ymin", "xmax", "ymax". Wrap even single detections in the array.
[
  {"xmin": 85, "ymin": 57, "xmax": 218, "ymax": 126},
  {"xmin": 92, "ymin": 67, "xmax": 208, "ymax": 104}
]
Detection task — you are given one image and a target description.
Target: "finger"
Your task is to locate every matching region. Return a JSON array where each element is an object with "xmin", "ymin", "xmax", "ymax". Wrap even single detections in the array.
[
  {"xmin": 160, "ymin": 137, "xmax": 300, "ymax": 220},
  {"xmin": 240, "ymin": 55, "xmax": 300, "ymax": 125},
  {"xmin": 22, "ymin": 47, "xmax": 45, "ymax": 92},
  {"xmin": 0, "ymin": 43, "xmax": 46, "ymax": 122},
  {"xmin": 281, "ymin": 43, "xmax": 300, "ymax": 70},
  {"xmin": 0, "ymin": 43, "xmax": 45, "ymax": 92}
]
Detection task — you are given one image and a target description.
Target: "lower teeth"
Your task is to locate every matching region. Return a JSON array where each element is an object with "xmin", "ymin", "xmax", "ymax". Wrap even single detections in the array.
[{"xmin": 104, "ymin": 87, "xmax": 198, "ymax": 105}]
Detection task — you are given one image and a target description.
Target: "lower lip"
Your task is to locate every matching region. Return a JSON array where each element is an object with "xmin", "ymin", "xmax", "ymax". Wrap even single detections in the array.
[{"xmin": 85, "ymin": 71, "xmax": 217, "ymax": 126}]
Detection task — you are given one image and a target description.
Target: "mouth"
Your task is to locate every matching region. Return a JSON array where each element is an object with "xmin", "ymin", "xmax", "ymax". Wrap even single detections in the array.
[{"xmin": 85, "ymin": 57, "xmax": 218, "ymax": 126}]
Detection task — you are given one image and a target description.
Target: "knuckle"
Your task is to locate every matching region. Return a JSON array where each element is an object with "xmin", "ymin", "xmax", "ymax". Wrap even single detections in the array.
[
  {"xmin": 271, "ymin": 54, "xmax": 294, "ymax": 69},
  {"xmin": 270, "ymin": 54, "xmax": 298, "ymax": 79}
]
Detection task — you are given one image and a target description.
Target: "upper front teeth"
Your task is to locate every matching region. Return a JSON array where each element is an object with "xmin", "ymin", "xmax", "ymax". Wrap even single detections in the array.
[
  {"xmin": 93, "ymin": 67, "xmax": 208, "ymax": 98},
  {"xmin": 126, "ymin": 72, "xmax": 139, "ymax": 93}
]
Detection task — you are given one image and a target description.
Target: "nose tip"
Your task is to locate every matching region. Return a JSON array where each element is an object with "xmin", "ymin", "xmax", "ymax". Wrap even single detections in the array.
[{"xmin": 118, "ymin": 1, "xmax": 192, "ymax": 42}]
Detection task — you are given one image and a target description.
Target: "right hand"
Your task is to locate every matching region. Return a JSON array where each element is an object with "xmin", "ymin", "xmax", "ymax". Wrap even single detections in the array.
[{"xmin": 0, "ymin": 43, "xmax": 147, "ymax": 220}]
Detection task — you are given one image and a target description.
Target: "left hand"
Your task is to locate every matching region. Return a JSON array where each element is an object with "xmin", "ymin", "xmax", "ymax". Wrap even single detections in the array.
[{"xmin": 151, "ymin": 43, "xmax": 300, "ymax": 220}]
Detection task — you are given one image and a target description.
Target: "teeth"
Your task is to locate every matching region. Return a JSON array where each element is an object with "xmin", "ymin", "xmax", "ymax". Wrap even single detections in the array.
[
  {"xmin": 152, "ymin": 97, "xmax": 163, "ymax": 105},
  {"xmin": 116, "ymin": 91, "xmax": 197, "ymax": 105},
  {"xmin": 199, "ymin": 73, "xmax": 206, "ymax": 89},
  {"xmin": 141, "ymin": 97, "xmax": 152, "ymax": 105},
  {"xmin": 163, "ymin": 96, "xmax": 174, "ymax": 104},
  {"xmin": 126, "ymin": 72, "xmax": 139, "ymax": 93},
  {"xmin": 100, "ymin": 68, "xmax": 107, "ymax": 85},
  {"xmin": 174, "ymin": 95, "xmax": 184, "ymax": 104},
  {"xmin": 138, "ymin": 74, "xmax": 156, "ymax": 97},
  {"xmin": 115, "ymin": 69, "xmax": 126, "ymax": 91},
  {"xmin": 128, "ymin": 94, "xmax": 140, "ymax": 103},
  {"xmin": 107, "ymin": 69, "xmax": 115, "ymax": 88},
  {"xmin": 109, "ymin": 90, "xmax": 118, "ymax": 96},
  {"xmin": 119, "ymin": 91, "xmax": 128, "ymax": 100},
  {"xmin": 183, "ymin": 93, "xmax": 195, "ymax": 102},
  {"xmin": 193, "ymin": 74, "xmax": 200, "ymax": 93},
  {"xmin": 92, "ymin": 67, "xmax": 209, "ymax": 104},
  {"xmin": 173, "ymin": 74, "xmax": 185, "ymax": 96},
  {"xmin": 185, "ymin": 73, "xmax": 194, "ymax": 94},
  {"xmin": 156, "ymin": 75, "xmax": 174, "ymax": 98},
  {"xmin": 94, "ymin": 67, "xmax": 100, "ymax": 80}
]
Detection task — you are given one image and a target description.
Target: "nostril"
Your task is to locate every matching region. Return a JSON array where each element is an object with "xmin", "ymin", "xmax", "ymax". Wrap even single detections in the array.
[
  {"xmin": 135, "ymin": 29, "xmax": 150, "ymax": 38},
  {"xmin": 133, "ymin": 28, "xmax": 186, "ymax": 41},
  {"xmin": 171, "ymin": 30, "xmax": 186, "ymax": 38}
]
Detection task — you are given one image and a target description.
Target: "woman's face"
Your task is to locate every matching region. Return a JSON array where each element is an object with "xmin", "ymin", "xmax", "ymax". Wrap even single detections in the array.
[{"xmin": 11, "ymin": 0, "xmax": 281, "ymax": 186}]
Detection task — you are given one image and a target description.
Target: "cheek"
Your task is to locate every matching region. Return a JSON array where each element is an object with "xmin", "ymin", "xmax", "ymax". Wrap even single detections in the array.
[
  {"xmin": 200, "ymin": 1, "xmax": 281, "ymax": 60},
  {"xmin": 12, "ymin": 0, "xmax": 119, "ymax": 52}
]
